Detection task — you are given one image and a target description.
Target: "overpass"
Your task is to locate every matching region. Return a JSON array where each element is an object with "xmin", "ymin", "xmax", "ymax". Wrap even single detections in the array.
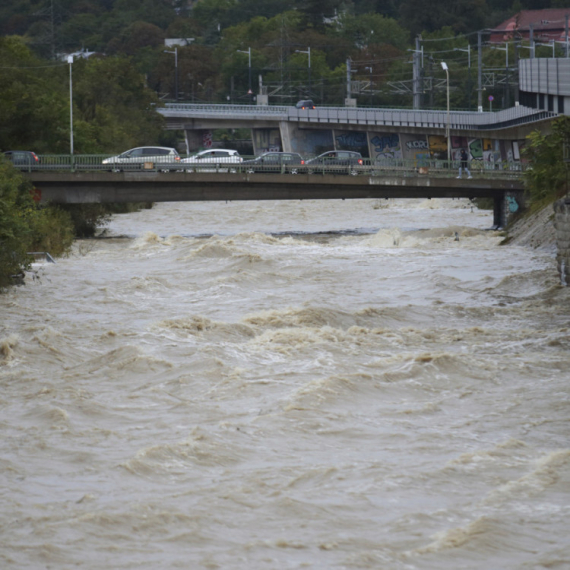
[
  {"xmin": 26, "ymin": 166, "xmax": 524, "ymax": 229},
  {"xmin": 158, "ymin": 103, "xmax": 557, "ymax": 162}
]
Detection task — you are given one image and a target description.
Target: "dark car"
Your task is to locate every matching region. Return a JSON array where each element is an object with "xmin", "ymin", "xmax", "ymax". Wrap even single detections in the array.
[
  {"xmin": 295, "ymin": 99, "xmax": 315, "ymax": 110},
  {"xmin": 3, "ymin": 150, "xmax": 40, "ymax": 167},
  {"xmin": 306, "ymin": 150, "xmax": 364, "ymax": 176},
  {"xmin": 242, "ymin": 152, "xmax": 305, "ymax": 174}
]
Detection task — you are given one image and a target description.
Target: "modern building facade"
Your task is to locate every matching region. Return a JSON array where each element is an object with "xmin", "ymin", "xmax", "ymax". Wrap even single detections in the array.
[{"xmin": 519, "ymin": 57, "xmax": 570, "ymax": 115}]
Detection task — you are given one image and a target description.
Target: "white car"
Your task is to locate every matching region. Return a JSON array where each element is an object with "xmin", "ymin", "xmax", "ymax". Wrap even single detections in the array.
[
  {"xmin": 102, "ymin": 146, "xmax": 181, "ymax": 170},
  {"xmin": 181, "ymin": 149, "xmax": 242, "ymax": 172}
]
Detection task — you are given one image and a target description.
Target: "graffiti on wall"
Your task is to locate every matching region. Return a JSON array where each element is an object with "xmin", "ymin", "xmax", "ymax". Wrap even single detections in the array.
[
  {"xmin": 406, "ymin": 139, "xmax": 428, "ymax": 150},
  {"xmin": 399, "ymin": 134, "xmax": 429, "ymax": 162},
  {"xmin": 468, "ymin": 138, "xmax": 483, "ymax": 159},
  {"xmin": 428, "ymin": 135, "xmax": 447, "ymax": 159},
  {"xmin": 370, "ymin": 133, "xmax": 402, "ymax": 160},
  {"xmin": 291, "ymin": 129, "xmax": 334, "ymax": 156},
  {"xmin": 335, "ymin": 131, "xmax": 369, "ymax": 156},
  {"xmin": 202, "ymin": 131, "xmax": 213, "ymax": 148}
]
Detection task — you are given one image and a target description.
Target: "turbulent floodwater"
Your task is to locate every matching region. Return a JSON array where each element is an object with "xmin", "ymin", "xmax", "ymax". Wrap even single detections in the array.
[{"xmin": 1, "ymin": 198, "xmax": 569, "ymax": 570}]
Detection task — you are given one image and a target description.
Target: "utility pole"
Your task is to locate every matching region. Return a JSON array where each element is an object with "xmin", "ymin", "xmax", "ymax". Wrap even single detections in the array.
[
  {"xmin": 413, "ymin": 36, "xmax": 422, "ymax": 109},
  {"xmin": 565, "ymin": 14, "xmax": 568, "ymax": 57},
  {"xmin": 477, "ymin": 31, "xmax": 483, "ymax": 112},
  {"xmin": 346, "ymin": 57, "xmax": 351, "ymax": 101},
  {"xmin": 164, "ymin": 47, "xmax": 178, "ymax": 101},
  {"xmin": 514, "ymin": 42, "xmax": 520, "ymax": 105}
]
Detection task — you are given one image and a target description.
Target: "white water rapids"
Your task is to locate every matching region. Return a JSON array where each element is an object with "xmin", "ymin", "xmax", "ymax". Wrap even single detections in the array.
[{"xmin": 1, "ymin": 198, "xmax": 569, "ymax": 569}]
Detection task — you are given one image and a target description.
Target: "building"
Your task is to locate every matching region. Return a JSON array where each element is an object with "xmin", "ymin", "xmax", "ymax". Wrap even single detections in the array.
[{"xmin": 491, "ymin": 8, "xmax": 570, "ymax": 44}]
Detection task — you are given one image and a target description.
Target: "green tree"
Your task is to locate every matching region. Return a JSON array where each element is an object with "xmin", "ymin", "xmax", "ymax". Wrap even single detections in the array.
[
  {"xmin": 399, "ymin": 0, "xmax": 488, "ymax": 37},
  {"xmin": 0, "ymin": 160, "xmax": 74, "ymax": 289},
  {"xmin": 332, "ymin": 13, "xmax": 408, "ymax": 50},
  {"xmin": 72, "ymin": 56, "xmax": 163, "ymax": 152},
  {"xmin": 0, "ymin": 37, "xmax": 70, "ymax": 153},
  {"xmin": 523, "ymin": 117, "xmax": 570, "ymax": 206}
]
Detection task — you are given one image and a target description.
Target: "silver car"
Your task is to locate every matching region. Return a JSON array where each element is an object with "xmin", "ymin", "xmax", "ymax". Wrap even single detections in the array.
[
  {"xmin": 181, "ymin": 149, "xmax": 242, "ymax": 172},
  {"xmin": 102, "ymin": 146, "xmax": 181, "ymax": 171}
]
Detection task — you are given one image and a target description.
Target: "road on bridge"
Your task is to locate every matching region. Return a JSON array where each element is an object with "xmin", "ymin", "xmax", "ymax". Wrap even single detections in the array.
[{"xmin": 25, "ymin": 169, "xmax": 524, "ymax": 229}]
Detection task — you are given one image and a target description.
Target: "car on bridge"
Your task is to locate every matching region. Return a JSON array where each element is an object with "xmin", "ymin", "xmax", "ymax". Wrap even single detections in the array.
[
  {"xmin": 305, "ymin": 150, "xmax": 364, "ymax": 176},
  {"xmin": 3, "ymin": 150, "xmax": 40, "ymax": 167},
  {"xmin": 181, "ymin": 149, "xmax": 242, "ymax": 172},
  {"xmin": 295, "ymin": 99, "xmax": 315, "ymax": 110},
  {"xmin": 242, "ymin": 152, "xmax": 305, "ymax": 174},
  {"xmin": 102, "ymin": 146, "xmax": 181, "ymax": 171}
]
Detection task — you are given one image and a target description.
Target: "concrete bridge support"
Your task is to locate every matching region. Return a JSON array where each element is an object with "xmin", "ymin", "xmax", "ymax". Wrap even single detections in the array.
[
  {"xmin": 183, "ymin": 129, "xmax": 211, "ymax": 154},
  {"xmin": 494, "ymin": 191, "xmax": 524, "ymax": 229}
]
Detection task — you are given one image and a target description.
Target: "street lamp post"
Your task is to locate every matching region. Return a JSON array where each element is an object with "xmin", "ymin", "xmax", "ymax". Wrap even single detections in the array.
[
  {"xmin": 164, "ymin": 47, "xmax": 178, "ymax": 101},
  {"xmin": 365, "ymin": 66, "xmax": 373, "ymax": 106},
  {"xmin": 67, "ymin": 55, "xmax": 74, "ymax": 156},
  {"xmin": 237, "ymin": 47, "xmax": 252, "ymax": 101},
  {"xmin": 441, "ymin": 61, "xmax": 450, "ymax": 164},
  {"xmin": 295, "ymin": 47, "xmax": 311, "ymax": 96}
]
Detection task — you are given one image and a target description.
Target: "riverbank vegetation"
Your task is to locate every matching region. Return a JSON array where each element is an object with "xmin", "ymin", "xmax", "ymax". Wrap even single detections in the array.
[
  {"xmin": 522, "ymin": 116, "xmax": 570, "ymax": 214},
  {"xmin": 0, "ymin": 161, "xmax": 74, "ymax": 288}
]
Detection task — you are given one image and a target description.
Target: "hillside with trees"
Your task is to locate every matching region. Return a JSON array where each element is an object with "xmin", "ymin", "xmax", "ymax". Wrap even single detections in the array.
[{"xmin": 1, "ymin": 0, "xmax": 567, "ymax": 155}]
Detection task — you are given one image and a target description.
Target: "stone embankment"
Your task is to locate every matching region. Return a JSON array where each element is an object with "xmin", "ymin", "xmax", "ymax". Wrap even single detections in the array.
[
  {"xmin": 554, "ymin": 198, "xmax": 570, "ymax": 285},
  {"xmin": 504, "ymin": 196, "xmax": 570, "ymax": 285}
]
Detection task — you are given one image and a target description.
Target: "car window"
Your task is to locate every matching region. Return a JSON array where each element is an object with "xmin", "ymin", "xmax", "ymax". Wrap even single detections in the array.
[{"xmin": 129, "ymin": 149, "xmax": 143, "ymax": 157}]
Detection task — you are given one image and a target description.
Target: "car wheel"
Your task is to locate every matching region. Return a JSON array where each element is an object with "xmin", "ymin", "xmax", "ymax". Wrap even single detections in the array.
[{"xmin": 290, "ymin": 168, "xmax": 299, "ymax": 175}]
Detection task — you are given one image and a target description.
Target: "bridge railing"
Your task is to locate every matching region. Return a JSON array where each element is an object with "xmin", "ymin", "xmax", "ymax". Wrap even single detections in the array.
[{"xmin": 9, "ymin": 155, "xmax": 526, "ymax": 178}]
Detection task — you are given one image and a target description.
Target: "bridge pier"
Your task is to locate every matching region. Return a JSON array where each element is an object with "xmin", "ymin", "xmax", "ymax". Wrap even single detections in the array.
[{"xmin": 494, "ymin": 191, "xmax": 524, "ymax": 229}]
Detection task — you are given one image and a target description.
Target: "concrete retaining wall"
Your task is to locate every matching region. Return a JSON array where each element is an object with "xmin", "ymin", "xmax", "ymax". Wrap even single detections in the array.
[{"xmin": 554, "ymin": 198, "xmax": 570, "ymax": 285}]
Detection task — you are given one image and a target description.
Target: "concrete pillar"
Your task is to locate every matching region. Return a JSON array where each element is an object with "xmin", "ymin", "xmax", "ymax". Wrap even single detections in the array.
[
  {"xmin": 494, "ymin": 191, "xmax": 524, "ymax": 229},
  {"xmin": 278, "ymin": 121, "xmax": 295, "ymax": 153},
  {"xmin": 493, "ymin": 196, "xmax": 503, "ymax": 229},
  {"xmin": 184, "ymin": 129, "xmax": 206, "ymax": 154}
]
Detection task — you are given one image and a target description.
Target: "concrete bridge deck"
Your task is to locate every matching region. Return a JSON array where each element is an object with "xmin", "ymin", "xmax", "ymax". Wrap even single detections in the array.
[{"xmin": 26, "ymin": 169, "xmax": 524, "ymax": 229}]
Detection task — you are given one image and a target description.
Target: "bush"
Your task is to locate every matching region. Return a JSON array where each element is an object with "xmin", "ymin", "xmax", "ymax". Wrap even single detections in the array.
[
  {"xmin": 523, "ymin": 116, "xmax": 570, "ymax": 209},
  {"xmin": 0, "ymin": 160, "xmax": 75, "ymax": 289}
]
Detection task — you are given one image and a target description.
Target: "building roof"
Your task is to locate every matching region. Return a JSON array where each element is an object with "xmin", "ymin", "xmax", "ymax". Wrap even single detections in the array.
[{"xmin": 492, "ymin": 9, "xmax": 570, "ymax": 42}]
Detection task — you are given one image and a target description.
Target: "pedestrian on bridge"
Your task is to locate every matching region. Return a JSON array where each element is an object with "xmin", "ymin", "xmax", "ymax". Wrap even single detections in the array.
[{"xmin": 457, "ymin": 148, "xmax": 472, "ymax": 179}]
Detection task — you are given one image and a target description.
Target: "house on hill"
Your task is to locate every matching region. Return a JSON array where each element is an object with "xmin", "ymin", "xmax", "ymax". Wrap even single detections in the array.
[{"xmin": 491, "ymin": 8, "xmax": 570, "ymax": 44}]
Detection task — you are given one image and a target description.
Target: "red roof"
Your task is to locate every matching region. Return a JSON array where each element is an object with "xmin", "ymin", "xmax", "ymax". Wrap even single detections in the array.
[{"xmin": 492, "ymin": 9, "xmax": 570, "ymax": 42}]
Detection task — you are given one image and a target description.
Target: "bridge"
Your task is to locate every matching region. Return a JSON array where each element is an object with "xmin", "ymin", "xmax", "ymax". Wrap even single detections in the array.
[
  {"xmin": 158, "ymin": 103, "xmax": 557, "ymax": 160},
  {"xmin": 22, "ymin": 159, "xmax": 525, "ymax": 229}
]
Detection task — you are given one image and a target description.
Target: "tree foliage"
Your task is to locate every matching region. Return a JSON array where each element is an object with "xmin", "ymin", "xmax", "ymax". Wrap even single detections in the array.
[
  {"xmin": 0, "ymin": 160, "xmax": 74, "ymax": 288},
  {"xmin": 523, "ymin": 117, "xmax": 570, "ymax": 205}
]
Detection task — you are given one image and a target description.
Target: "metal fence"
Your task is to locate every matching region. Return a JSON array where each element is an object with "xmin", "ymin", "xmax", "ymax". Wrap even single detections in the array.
[{"xmin": 8, "ymin": 155, "xmax": 526, "ymax": 179}]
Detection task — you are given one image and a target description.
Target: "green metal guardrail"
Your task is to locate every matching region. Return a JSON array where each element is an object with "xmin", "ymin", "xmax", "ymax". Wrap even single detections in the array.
[{"xmin": 8, "ymin": 154, "xmax": 526, "ymax": 179}]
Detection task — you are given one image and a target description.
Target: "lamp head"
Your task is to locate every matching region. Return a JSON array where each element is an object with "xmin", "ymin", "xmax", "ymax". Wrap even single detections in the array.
[{"xmin": 441, "ymin": 61, "xmax": 448, "ymax": 71}]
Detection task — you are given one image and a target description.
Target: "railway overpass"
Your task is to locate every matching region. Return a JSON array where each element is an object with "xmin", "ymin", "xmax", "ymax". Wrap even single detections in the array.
[{"xmin": 158, "ymin": 103, "xmax": 557, "ymax": 163}]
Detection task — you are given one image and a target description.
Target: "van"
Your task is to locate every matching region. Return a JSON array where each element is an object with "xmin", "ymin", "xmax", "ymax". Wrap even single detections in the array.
[{"xmin": 295, "ymin": 99, "xmax": 315, "ymax": 110}]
